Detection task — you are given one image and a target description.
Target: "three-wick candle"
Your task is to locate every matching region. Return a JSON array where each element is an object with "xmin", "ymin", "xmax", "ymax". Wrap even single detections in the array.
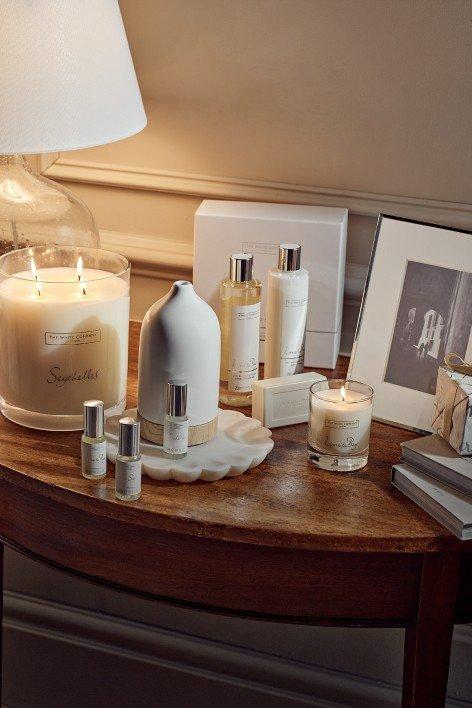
[{"xmin": 0, "ymin": 246, "xmax": 130, "ymax": 430}]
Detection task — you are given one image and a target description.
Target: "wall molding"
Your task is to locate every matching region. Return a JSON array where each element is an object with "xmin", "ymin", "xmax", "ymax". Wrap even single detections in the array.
[
  {"xmin": 99, "ymin": 228, "xmax": 193, "ymax": 280},
  {"xmin": 43, "ymin": 156, "xmax": 472, "ymax": 228},
  {"xmin": 344, "ymin": 262, "xmax": 367, "ymax": 306},
  {"xmin": 3, "ymin": 590, "xmax": 471, "ymax": 707}
]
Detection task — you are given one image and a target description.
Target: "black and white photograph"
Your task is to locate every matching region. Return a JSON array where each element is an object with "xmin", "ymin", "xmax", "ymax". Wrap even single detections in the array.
[
  {"xmin": 384, "ymin": 261, "xmax": 472, "ymax": 395},
  {"xmin": 349, "ymin": 215, "xmax": 472, "ymax": 435}
]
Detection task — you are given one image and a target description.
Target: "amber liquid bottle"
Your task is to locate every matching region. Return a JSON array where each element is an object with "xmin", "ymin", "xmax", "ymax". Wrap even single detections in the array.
[{"xmin": 219, "ymin": 253, "xmax": 262, "ymax": 407}]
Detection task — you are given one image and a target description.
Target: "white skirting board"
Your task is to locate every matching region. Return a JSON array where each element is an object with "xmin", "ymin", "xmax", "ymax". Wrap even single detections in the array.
[{"xmin": 2, "ymin": 590, "xmax": 472, "ymax": 707}]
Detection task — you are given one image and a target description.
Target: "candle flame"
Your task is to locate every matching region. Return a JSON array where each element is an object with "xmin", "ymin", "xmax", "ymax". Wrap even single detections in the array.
[
  {"xmin": 340, "ymin": 385, "xmax": 346, "ymax": 402},
  {"xmin": 76, "ymin": 256, "xmax": 86, "ymax": 295}
]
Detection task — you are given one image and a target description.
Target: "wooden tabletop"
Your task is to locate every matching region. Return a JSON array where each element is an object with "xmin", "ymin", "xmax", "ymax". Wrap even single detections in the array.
[{"xmin": 0, "ymin": 321, "xmax": 469, "ymax": 555}]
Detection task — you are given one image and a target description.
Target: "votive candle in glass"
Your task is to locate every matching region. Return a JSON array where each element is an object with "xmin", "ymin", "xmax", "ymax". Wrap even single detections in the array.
[
  {"xmin": 308, "ymin": 379, "xmax": 374, "ymax": 472},
  {"xmin": 0, "ymin": 245, "xmax": 130, "ymax": 431}
]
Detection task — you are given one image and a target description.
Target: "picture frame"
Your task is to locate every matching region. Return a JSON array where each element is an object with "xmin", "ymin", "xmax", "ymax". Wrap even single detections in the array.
[{"xmin": 348, "ymin": 214, "xmax": 472, "ymax": 432}]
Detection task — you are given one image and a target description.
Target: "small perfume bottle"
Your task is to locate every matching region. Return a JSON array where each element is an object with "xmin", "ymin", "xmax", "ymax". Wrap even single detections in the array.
[
  {"xmin": 219, "ymin": 253, "xmax": 262, "ymax": 407},
  {"xmin": 163, "ymin": 382, "xmax": 189, "ymax": 458},
  {"xmin": 115, "ymin": 417, "xmax": 142, "ymax": 501},
  {"xmin": 81, "ymin": 400, "xmax": 107, "ymax": 480}
]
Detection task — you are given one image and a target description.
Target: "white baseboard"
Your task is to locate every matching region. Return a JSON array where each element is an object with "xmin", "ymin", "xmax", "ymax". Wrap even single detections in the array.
[
  {"xmin": 99, "ymin": 229, "xmax": 193, "ymax": 280},
  {"xmin": 3, "ymin": 591, "xmax": 471, "ymax": 708}
]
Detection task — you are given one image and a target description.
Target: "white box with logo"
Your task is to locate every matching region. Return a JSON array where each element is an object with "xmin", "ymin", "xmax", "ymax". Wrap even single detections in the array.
[{"xmin": 194, "ymin": 201, "xmax": 348, "ymax": 368}]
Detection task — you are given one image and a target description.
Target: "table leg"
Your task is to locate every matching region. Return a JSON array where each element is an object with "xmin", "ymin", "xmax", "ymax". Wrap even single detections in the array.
[{"xmin": 402, "ymin": 553, "xmax": 459, "ymax": 708}]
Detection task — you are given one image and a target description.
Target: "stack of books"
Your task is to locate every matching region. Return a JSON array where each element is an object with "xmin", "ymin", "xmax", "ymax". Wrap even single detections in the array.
[{"xmin": 391, "ymin": 434, "xmax": 472, "ymax": 540}]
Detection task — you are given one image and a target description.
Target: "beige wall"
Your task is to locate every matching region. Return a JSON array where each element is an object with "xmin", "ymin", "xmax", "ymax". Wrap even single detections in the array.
[
  {"xmin": 38, "ymin": 0, "xmax": 472, "ymax": 321},
  {"xmin": 60, "ymin": 0, "xmax": 472, "ymax": 199},
  {"xmin": 41, "ymin": 0, "xmax": 471, "ymax": 272},
  {"xmin": 117, "ymin": 0, "xmax": 470, "ymax": 202}
]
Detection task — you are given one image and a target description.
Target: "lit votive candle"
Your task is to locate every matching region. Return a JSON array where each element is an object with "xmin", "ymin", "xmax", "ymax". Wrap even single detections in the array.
[
  {"xmin": 308, "ymin": 379, "xmax": 374, "ymax": 472},
  {"xmin": 0, "ymin": 246, "xmax": 130, "ymax": 431}
]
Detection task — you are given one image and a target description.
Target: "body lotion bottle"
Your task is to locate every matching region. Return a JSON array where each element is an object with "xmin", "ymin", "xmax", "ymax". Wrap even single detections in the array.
[
  {"xmin": 264, "ymin": 244, "xmax": 309, "ymax": 379},
  {"xmin": 219, "ymin": 253, "xmax": 261, "ymax": 407}
]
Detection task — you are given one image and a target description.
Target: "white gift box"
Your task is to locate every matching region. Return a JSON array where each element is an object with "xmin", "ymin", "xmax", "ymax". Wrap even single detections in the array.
[{"xmin": 194, "ymin": 201, "xmax": 348, "ymax": 368}]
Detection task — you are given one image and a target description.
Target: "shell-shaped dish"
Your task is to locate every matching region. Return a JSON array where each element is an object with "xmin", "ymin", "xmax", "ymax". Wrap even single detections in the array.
[{"xmin": 105, "ymin": 408, "xmax": 274, "ymax": 483}]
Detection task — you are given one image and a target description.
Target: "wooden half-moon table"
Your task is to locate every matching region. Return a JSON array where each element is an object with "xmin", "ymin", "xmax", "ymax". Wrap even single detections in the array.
[{"xmin": 0, "ymin": 322, "xmax": 470, "ymax": 706}]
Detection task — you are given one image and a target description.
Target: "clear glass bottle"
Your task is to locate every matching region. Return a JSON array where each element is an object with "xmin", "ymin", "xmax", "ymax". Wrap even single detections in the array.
[
  {"xmin": 219, "ymin": 253, "xmax": 262, "ymax": 407},
  {"xmin": 115, "ymin": 417, "xmax": 142, "ymax": 501},
  {"xmin": 81, "ymin": 400, "xmax": 107, "ymax": 480},
  {"xmin": 163, "ymin": 381, "xmax": 189, "ymax": 458}
]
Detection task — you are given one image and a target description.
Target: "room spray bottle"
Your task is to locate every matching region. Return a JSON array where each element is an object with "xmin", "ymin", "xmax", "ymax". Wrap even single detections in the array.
[
  {"xmin": 81, "ymin": 400, "xmax": 107, "ymax": 480},
  {"xmin": 163, "ymin": 381, "xmax": 189, "ymax": 458},
  {"xmin": 219, "ymin": 253, "xmax": 261, "ymax": 406},
  {"xmin": 115, "ymin": 417, "xmax": 141, "ymax": 501},
  {"xmin": 264, "ymin": 244, "xmax": 309, "ymax": 379}
]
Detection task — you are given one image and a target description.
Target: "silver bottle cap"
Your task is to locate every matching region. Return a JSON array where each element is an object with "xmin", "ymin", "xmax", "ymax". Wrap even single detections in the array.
[
  {"xmin": 83, "ymin": 400, "xmax": 104, "ymax": 438},
  {"xmin": 166, "ymin": 381, "xmax": 187, "ymax": 417},
  {"xmin": 118, "ymin": 417, "xmax": 140, "ymax": 457},
  {"xmin": 278, "ymin": 243, "xmax": 301, "ymax": 271},
  {"xmin": 230, "ymin": 253, "xmax": 253, "ymax": 282}
]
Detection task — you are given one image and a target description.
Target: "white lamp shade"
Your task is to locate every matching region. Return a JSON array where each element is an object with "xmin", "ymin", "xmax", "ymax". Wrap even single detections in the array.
[{"xmin": 0, "ymin": 0, "xmax": 147, "ymax": 154}]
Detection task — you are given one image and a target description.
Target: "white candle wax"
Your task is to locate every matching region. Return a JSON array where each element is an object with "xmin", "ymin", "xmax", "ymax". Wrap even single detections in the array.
[
  {"xmin": 309, "ymin": 386, "xmax": 373, "ymax": 456},
  {"xmin": 0, "ymin": 267, "xmax": 129, "ymax": 422}
]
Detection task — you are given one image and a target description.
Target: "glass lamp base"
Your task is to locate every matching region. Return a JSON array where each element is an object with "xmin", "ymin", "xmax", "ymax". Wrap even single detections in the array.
[
  {"xmin": 307, "ymin": 442, "xmax": 368, "ymax": 473},
  {"xmin": 1, "ymin": 398, "xmax": 126, "ymax": 432},
  {"xmin": 0, "ymin": 154, "xmax": 99, "ymax": 256}
]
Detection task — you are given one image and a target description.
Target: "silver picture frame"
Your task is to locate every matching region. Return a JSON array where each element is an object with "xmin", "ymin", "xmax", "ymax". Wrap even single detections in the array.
[{"xmin": 348, "ymin": 214, "xmax": 472, "ymax": 432}]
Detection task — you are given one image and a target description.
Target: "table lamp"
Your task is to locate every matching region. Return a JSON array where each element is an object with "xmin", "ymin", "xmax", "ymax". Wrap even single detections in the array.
[{"xmin": 0, "ymin": 0, "xmax": 147, "ymax": 254}]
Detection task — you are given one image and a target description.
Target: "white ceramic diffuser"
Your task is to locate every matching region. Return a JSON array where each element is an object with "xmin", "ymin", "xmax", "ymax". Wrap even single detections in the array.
[{"xmin": 137, "ymin": 280, "xmax": 220, "ymax": 445}]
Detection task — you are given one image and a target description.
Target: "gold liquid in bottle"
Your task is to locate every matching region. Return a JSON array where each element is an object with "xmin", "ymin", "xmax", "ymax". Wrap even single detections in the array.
[{"xmin": 219, "ymin": 253, "xmax": 261, "ymax": 407}]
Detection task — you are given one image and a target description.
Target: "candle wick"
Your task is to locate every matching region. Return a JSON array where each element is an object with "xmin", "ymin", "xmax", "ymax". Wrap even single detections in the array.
[
  {"xmin": 77, "ymin": 273, "xmax": 87, "ymax": 296},
  {"xmin": 76, "ymin": 256, "xmax": 86, "ymax": 295}
]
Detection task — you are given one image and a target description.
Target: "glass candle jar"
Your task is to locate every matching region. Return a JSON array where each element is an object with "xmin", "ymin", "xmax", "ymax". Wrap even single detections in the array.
[
  {"xmin": 0, "ymin": 245, "xmax": 130, "ymax": 430},
  {"xmin": 308, "ymin": 379, "xmax": 374, "ymax": 472}
]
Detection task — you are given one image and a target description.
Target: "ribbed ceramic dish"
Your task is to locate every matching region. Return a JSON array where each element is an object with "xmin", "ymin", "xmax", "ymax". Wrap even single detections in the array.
[{"xmin": 105, "ymin": 408, "xmax": 274, "ymax": 482}]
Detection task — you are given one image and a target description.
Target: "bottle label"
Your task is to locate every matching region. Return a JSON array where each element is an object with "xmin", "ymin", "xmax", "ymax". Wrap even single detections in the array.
[
  {"xmin": 163, "ymin": 419, "xmax": 189, "ymax": 455},
  {"xmin": 115, "ymin": 459, "xmax": 142, "ymax": 497},
  {"xmin": 228, "ymin": 302, "xmax": 261, "ymax": 392},
  {"xmin": 266, "ymin": 275, "xmax": 308, "ymax": 378},
  {"xmin": 280, "ymin": 293, "xmax": 307, "ymax": 375},
  {"xmin": 81, "ymin": 440, "xmax": 107, "ymax": 477}
]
